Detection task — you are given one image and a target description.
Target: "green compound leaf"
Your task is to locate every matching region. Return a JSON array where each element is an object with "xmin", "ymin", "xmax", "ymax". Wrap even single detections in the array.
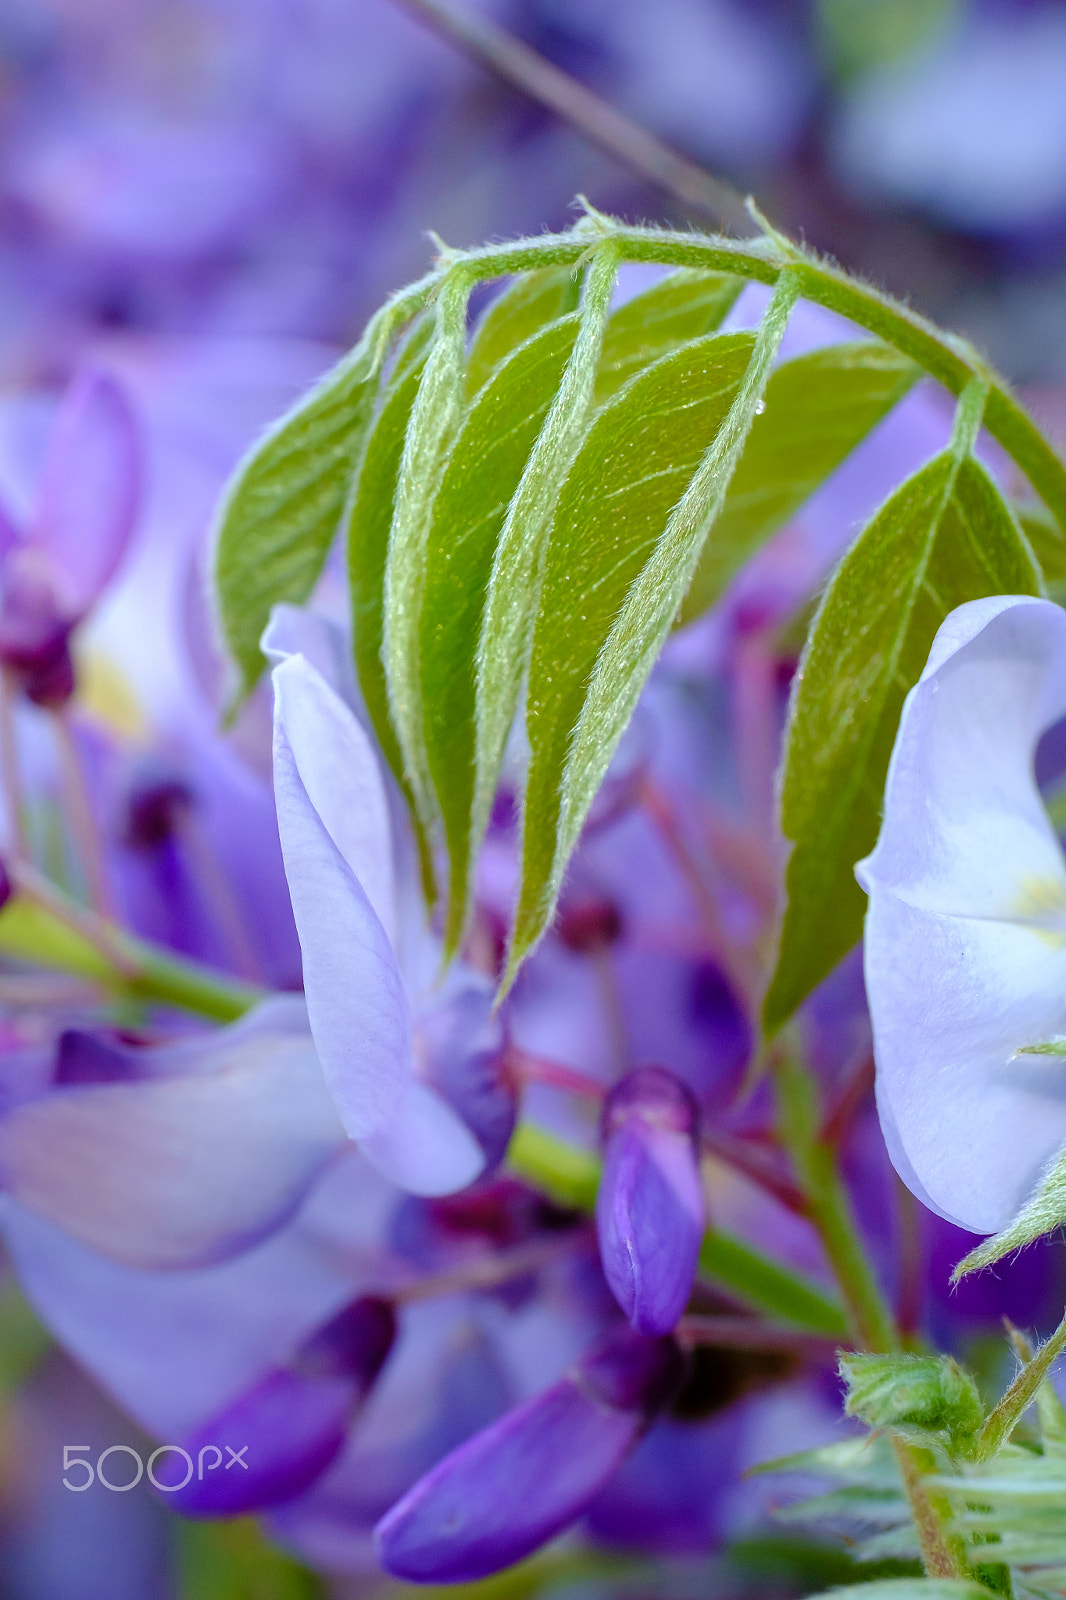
[
  {"xmin": 383, "ymin": 270, "xmax": 474, "ymax": 841},
  {"xmin": 346, "ymin": 314, "xmax": 435, "ymax": 789},
  {"xmin": 465, "ymin": 265, "xmax": 582, "ymax": 396},
  {"xmin": 765, "ymin": 448, "xmax": 1042, "ymax": 1034},
  {"xmin": 420, "ymin": 311, "xmax": 581, "ymax": 954},
  {"xmin": 594, "ymin": 267, "xmax": 743, "ymax": 404},
  {"xmin": 680, "ymin": 340, "xmax": 920, "ymax": 625},
  {"xmin": 473, "ymin": 241, "xmax": 622, "ymax": 885},
  {"xmin": 213, "ymin": 290, "xmax": 424, "ymax": 702},
  {"xmin": 507, "ymin": 271, "xmax": 801, "ymax": 988}
]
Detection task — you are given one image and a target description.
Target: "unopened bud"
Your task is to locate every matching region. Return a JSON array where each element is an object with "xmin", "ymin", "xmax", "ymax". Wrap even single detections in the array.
[
  {"xmin": 840, "ymin": 1351, "xmax": 983, "ymax": 1448},
  {"xmin": 597, "ymin": 1067, "xmax": 704, "ymax": 1335}
]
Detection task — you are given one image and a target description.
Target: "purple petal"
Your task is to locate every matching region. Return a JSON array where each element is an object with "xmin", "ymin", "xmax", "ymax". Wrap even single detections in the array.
[
  {"xmin": 272, "ymin": 649, "xmax": 394, "ymax": 940},
  {"xmin": 0, "ymin": 1031, "xmax": 346, "ymax": 1268},
  {"xmin": 273, "ymin": 711, "xmax": 410, "ymax": 1141},
  {"xmin": 0, "ymin": 1149, "xmax": 398, "ymax": 1442},
  {"xmin": 597, "ymin": 1069, "xmax": 705, "ymax": 1334},
  {"xmin": 30, "ymin": 369, "xmax": 141, "ymax": 618},
  {"xmin": 274, "ymin": 708, "xmax": 482, "ymax": 1194},
  {"xmin": 167, "ymin": 1296, "xmax": 396, "ymax": 1516},
  {"xmin": 374, "ymin": 1328, "xmax": 683, "ymax": 1582},
  {"xmin": 418, "ymin": 981, "xmax": 516, "ymax": 1173}
]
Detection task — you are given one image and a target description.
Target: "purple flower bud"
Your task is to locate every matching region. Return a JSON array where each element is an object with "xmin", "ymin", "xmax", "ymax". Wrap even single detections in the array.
[
  {"xmin": 164, "ymin": 1296, "xmax": 396, "ymax": 1517},
  {"xmin": 0, "ymin": 857, "xmax": 11, "ymax": 913},
  {"xmin": 597, "ymin": 1067, "xmax": 705, "ymax": 1335},
  {"xmin": 557, "ymin": 893, "xmax": 624, "ymax": 955},
  {"xmin": 374, "ymin": 1327, "xmax": 683, "ymax": 1582}
]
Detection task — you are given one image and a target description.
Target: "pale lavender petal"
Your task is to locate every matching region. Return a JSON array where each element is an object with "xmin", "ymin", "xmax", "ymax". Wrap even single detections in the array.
[
  {"xmin": 274, "ymin": 713, "xmax": 410, "ymax": 1142},
  {"xmin": 374, "ymin": 1329, "xmax": 683, "ymax": 1582},
  {"xmin": 261, "ymin": 604, "xmax": 356, "ymax": 704},
  {"xmin": 0, "ymin": 1033, "xmax": 346, "ymax": 1267},
  {"xmin": 858, "ymin": 595, "xmax": 1066, "ymax": 1232},
  {"xmin": 273, "ymin": 650, "xmax": 395, "ymax": 941},
  {"xmin": 30, "ymin": 369, "xmax": 141, "ymax": 618},
  {"xmin": 360, "ymin": 1076, "xmax": 484, "ymax": 1197},
  {"xmin": 0, "ymin": 1149, "xmax": 397, "ymax": 1441}
]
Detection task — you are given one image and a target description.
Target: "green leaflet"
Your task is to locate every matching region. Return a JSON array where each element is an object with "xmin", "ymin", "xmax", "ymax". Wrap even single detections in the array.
[
  {"xmin": 806, "ymin": 1585, "xmax": 996, "ymax": 1600},
  {"xmin": 506, "ymin": 271, "xmax": 801, "ymax": 988},
  {"xmin": 679, "ymin": 340, "xmax": 920, "ymax": 625},
  {"xmin": 594, "ymin": 267, "xmax": 743, "ymax": 403},
  {"xmin": 465, "ymin": 265, "xmax": 582, "ymax": 396},
  {"xmin": 953, "ymin": 1144, "xmax": 1066, "ymax": 1276},
  {"xmin": 213, "ymin": 289, "xmax": 425, "ymax": 701},
  {"xmin": 346, "ymin": 315, "xmax": 435, "ymax": 790},
  {"xmin": 764, "ymin": 441, "xmax": 1042, "ymax": 1034},
  {"xmin": 1018, "ymin": 501, "xmax": 1066, "ymax": 597},
  {"xmin": 472, "ymin": 242, "xmax": 622, "ymax": 889},
  {"xmin": 383, "ymin": 270, "xmax": 474, "ymax": 840},
  {"xmin": 419, "ymin": 312, "xmax": 581, "ymax": 954}
]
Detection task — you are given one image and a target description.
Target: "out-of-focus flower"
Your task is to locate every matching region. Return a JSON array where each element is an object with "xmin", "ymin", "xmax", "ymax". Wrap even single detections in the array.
[
  {"xmin": 0, "ymin": 368, "xmax": 139, "ymax": 705},
  {"xmin": 267, "ymin": 607, "xmax": 490, "ymax": 1197},
  {"xmin": 858, "ymin": 594, "xmax": 1066, "ymax": 1235}
]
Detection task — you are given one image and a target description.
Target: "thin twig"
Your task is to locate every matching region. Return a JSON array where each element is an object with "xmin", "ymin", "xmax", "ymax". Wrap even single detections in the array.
[
  {"xmin": 0, "ymin": 669, "xmax": 26, "ymax": 855},
  {"xmin": 677, "ymin": 1314, "xmax": 844, "ymax": 1357},
  {"xmin": 390, "ymin": 0, "xmax": 755, "ymax": 234},
  {"xmin": 50, "ymin": 707, "xmax": 114, "ymax": 917}
]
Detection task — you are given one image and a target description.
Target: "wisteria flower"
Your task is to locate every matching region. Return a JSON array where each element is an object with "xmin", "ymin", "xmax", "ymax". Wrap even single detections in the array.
[
  {"xmin": 0, "ymin": 368, "xmax": 140, "ymax": 705},
  {"xmin": 266, "ymin": 607, "xmax": 487, "ymax": 1196},
  {"xmin": 857, "ymin": 594, "xmax": 1066, "ymax": 1259}
]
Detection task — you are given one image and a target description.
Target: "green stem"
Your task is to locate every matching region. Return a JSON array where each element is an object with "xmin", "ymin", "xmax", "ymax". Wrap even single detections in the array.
[
  {"xmin": 974, "ymin": 1305, "xmax": 1066, "ymax": 1462},
  {"xmin": 0, "ymin": 883, "xmax": 260, "ymax": 1023},
  {"xmin": 410, "ymin": 221, "xmax": 1066, "ymax": 534},
  {"xmin": 507, "ymin": 1121, "xmax": 849, "ymax": 1337},
  {"xmin": 774, "ymin": 1049, "xmax": 897, "ymax": 1352},
  {"xmin": 773, "ymin": 1048, "xmax": 974, "ymax": 1579}
]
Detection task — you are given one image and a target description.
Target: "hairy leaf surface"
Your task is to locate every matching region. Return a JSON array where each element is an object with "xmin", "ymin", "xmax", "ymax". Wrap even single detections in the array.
[
  {"xmin": 594, "ymin": 267, "xmax": 743, "ymax": 403},
  {"xmin": 346, "ymin": 315, "xmax": 435, "ymax": 788},
  {"xmin": 680, "ymin": 341, "xmax": 920, "ymax": 624},
  {"xmin": 512, "ymin": 333, "xmax": 755, "ymax": 975},
  {"xmin": 466, "ymin": 265, "xmax": 582, "ymax": 396},
  {"xmin": 420, "ymin": 312, "xmax": 582, "ymax": 950}
]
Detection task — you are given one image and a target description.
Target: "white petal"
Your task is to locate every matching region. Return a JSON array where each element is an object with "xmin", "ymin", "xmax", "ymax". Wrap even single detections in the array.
[
  {"xmin": 860, "ymin": 596, "xmax": 1066, "ymax": 1232},
  {"xmin": 0, "ymin": 1035, "xmax": 346, "ymax": 1268},
  {"xmin": 274, "ymin": 717, "xmax": 411, "ymax": 1141},
  {"xmin": 361, "ymin": 1075, "xmax": 485, "ymax": 1197},
  {"xmin": 273, "ymin": 651, "xmax": 395, "ymax": 941}
]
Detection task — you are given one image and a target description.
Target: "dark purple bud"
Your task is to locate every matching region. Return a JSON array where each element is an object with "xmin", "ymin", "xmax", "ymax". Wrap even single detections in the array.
[
  {"xmin": 0, "ymin": 557, "xmax": 76, "ymax": 704},
  {"xmin": 165, "ymin": 1296, "xmax": 396, "ymax": 1517},
  {"xmin": 374, "ymin": 1327, "xmax": 683, "ymax": 1583},
  {"xmin": 123, "ymin": 768, "xmax": 194, "ymax": 849},
  {"xmin": 0, "ymin": 857, "xmax": 11, "ymax": 912},
  {"xmin": 597, "ymin": 1068, "xmax": 705, "ymax": 1335},
  {"xmin": 557, "ymin": 893, "xmax": 624, "ymax": 955},
  {"xmin": 419, "ymin": 985, "xmax": 516, "ymax": 1173}
]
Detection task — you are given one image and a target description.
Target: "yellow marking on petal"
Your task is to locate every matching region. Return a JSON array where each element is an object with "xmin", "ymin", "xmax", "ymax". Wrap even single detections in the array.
[
  {"xmin": 1011, "ymin": 873, "xmax": 1066, "ymax": 948},
  {"xmin": 74, "ymin": 648, "xmax": 149, "ymax": 744}
]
